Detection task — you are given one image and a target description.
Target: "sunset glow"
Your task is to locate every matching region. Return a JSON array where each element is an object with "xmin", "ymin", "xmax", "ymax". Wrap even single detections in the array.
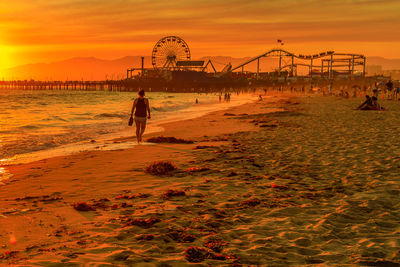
[
  {"xmin": 0, "ymin": 0, "xmax": 399, "ymax": 72},
  {"xmin": 2, "ymin": 2, "xmax": 400, "ymax": 265}
]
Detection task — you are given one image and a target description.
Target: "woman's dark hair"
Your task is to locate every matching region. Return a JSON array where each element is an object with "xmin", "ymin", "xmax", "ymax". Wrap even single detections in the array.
[{"xmin": 138, "ymin": 89, "xmax": 145, "ymax": 96}]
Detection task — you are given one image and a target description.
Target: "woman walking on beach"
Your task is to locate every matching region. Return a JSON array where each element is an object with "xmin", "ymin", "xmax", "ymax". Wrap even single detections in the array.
[{"xmin": 130, "ymin": 89, "xmax": 151, "ymax": 143}]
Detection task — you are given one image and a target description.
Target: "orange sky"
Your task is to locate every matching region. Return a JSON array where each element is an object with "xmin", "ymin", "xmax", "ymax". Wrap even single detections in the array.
[{"xmin": 0, "ymin": 0, "xmax": 399, "ymax": 69}]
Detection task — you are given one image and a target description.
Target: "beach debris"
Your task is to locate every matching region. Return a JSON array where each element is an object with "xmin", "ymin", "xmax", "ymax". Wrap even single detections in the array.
[
  {"xmin": 271, "ymin": 184, "xmax": 289, "ymax": 190},
  {"xmin": 214, "ymin": 210, "xmax": 227, "ymax": 218},
  {"xmin": 64, "ymin": 252, "xmax": 85, "ymax": 258},
  {"xmin": 115, "ymin": 193, "xmax": 151, "ymax": 200},
  {"xmin": 210, "ymin": 254, "xmax": 230, "ymax": 260},
  {"xmin": 124, "ymin": 217, "xmax": 161, "ymax": 228},
  {"xmin": 194, "ymin": 145, "xmax": 218, "ymax": 149},
  {"xmin": 244, "ymin": 175, "xmax": 264, "ymax": 181},
  {"xmin": 167, "ymin": 229, "xmax": 196, "ymax": 243},
  {"xmin": 184, "ymin": 246, "xmax": 209, "ymax": 262},
  {"xmin": 53, "ymin": 225, "xmax": 74, "ymax": 237},
  {"xmin": 115, "ymin": 194, "xmax": 131, "ymax": 199},
  {"xmin": 146, "ymin": 136, "xmax": 194, "ymax": 144},
  {"xmin": 73, "ymin": 202, "xmax": 96, "ymax": 211},
  {"xmin": 223, "ymin": 113, "xmax": 236, "ymax": 116},
  {"xmin": 241, "ymin": 198, "xmax": 261, "ymax": 207},
  {"xmin": 212, "ymin": 137, "xmax": 229, "ymax": 141},
  {"xmin": 161, "ymin": 189, "xmax": 186, "ymax": 200},
  {"xmin": 14, "ymin": 193, "xmax": 62, "ymax": 203},
  {"xmin": 145, "ymin": 161, "xmax": 176, "ymax": 175},
  {"xmin": 260, "ymin": 124, "xmax": 278, "ymax": 128},
  {"xmin": 204, "ymin": 238, "xmax": 227, "ymax": 253},
  {"xmin": 184, "ymin": 246, "xmax": 237, "ymax": 263},
  {"xmin": 137, "ymin": 193, "xmax": 151, "ymax": 198},
  {"xmin": 77, "ymin": 240, "xmax": 87, "ymax": 246},
  {"xmin": 227, "ymin": 171, "xmax": 238, "ymax": 177},
  {"xmin": 0, "ymin": 251, "xmax": 18, "ymax": 259},
  {"xmin": 120, "ymin": 202, "xmax": 133, "ymax": 208},
  {"xmin": 187, "ymin": 166, "xmax": 210, "ymax": 173},
  {"xmin": 90, "ymin": 198, "xmax": 111, "ymax": 209}
]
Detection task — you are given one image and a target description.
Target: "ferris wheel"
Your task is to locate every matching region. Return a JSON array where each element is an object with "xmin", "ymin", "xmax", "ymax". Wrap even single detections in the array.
[{"xmin": 151, "ymin": 36, "xmax": 191, "ymax": 70}]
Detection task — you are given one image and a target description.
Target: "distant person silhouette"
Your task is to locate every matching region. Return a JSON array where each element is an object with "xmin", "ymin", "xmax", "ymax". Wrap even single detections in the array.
[
  {"xmin": 386, "ymin": 80, "xmax": 393, "ymax": 99},
  {"xmin": 130, "ymin": 89, "xmax": 151, "ymax": 143},
  {"xmin": 357, "ymin": 95, "xmax": 372, "ymax": 110}
]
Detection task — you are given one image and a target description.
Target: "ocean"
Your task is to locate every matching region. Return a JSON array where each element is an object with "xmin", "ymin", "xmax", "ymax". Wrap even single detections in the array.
[{"xmin": 0, "ymin": 89, "xmax": 256, "ymax": 168}]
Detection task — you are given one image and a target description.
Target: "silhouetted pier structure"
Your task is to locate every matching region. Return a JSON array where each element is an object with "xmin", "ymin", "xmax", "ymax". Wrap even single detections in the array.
[
  {"xmin": 0, "ymin": 77, "xmax": 250, "ymax": 92},
  {"xmin": 0, "ymin": 80, "xmax": 130, "ymax": 91}
]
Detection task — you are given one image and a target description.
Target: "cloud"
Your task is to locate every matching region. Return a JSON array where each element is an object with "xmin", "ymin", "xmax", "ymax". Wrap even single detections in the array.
[{"xmin": 0, "ymin": 0, "xmax": 399, "ymax": 66}]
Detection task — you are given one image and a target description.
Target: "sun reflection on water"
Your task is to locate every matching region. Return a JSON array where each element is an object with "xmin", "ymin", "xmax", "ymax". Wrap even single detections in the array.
[{"xmin": 0, "ymin": 163, "xmax": 13, "ymax": 183}]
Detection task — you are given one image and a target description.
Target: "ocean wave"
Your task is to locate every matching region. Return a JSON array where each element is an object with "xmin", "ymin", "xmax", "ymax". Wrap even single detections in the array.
[
  {"xmin": 41, "ymin": 116, "xmax": 69, "ymax": 122},
  {"xmin": 20, "ymin": 125, "xmax": 40, "ymax": 130},
  {"xmin": 0, "ymin": 130, "xmax": 92, "ymax": 159},
  {"xmin": 94, "ymin": 113, "xmax": 126, "ymax": 119},
  {"xmin": 151, "ymin": 102, "xmax": 191, "ymax": 113},
  {"xmin": 0, "ymin": 91, "xmax": 225, "ymax": 161}
]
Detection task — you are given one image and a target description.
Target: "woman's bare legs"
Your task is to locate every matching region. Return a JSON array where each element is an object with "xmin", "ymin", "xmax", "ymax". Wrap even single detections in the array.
[
  {"xmin": 135, "ymin": 120, "xmax": 147, "ymax": 143},
  {"xmin": 139, "ymin": 121, "xmax": 146, "ymax": 142},
  {"xmin": 135, "ymin": 120, "xmax": 141, "ymax": 143}
]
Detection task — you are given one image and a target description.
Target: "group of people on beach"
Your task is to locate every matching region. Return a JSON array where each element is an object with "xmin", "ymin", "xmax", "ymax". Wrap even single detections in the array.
[
  {"xmin": 128, "ymin": 81, "xmax": 394, "ymax": 143},
  {"xmin": 223, "ymin": 93, "xmax": 231, "ymax": 102}
]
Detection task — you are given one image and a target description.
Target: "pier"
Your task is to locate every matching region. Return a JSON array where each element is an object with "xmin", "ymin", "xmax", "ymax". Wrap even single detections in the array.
[{"xmin": 0, "ymin": 80, "xmax": 129, "ymax": 91}]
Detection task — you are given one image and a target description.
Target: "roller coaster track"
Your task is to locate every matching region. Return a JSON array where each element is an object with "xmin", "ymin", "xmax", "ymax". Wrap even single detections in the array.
[{"xmin": 218, "ymin": 48, "xmax": 366, "ymax": 78}]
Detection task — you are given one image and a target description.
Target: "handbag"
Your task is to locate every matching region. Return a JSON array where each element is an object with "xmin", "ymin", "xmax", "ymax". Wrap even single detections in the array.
[{"xmin": 128, "ymin": 116, "xmax": 133, "ymax": 126}]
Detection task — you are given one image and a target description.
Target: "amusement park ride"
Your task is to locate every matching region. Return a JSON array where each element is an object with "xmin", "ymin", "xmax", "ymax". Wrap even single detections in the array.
[
  {"xmin": 126, "ymin": 36, "xmax": 217, "ymax": 79},
  {"xmin": 126, "ymin": 36, "xmax": 366, "ymax": 81}
]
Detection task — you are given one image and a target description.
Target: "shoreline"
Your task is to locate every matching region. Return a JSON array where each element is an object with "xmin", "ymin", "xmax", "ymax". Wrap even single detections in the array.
[{"xmin": 0, "ymin": 92, "xmax": 258, "ymax": 168}]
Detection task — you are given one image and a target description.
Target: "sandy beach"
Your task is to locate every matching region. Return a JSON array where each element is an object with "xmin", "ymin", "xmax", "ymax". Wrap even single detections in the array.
[{"xmin": 1, "ymin": 93, "xmax": 400, "ymax": 266}]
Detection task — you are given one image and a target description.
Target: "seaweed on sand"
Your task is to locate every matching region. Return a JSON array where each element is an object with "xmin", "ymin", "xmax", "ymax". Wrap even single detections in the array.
[
  {"xmin": 161, "ymin": 189, "xmax": 186, "ymax": 200},
  {"xmin": 146, "ymin": 136, "xmax": 194, "ymax": 144},
  {"xmin": 73, "ymin": 202, "xmax": 96, "ymax": 211},
  {"xmin": 184, "ymin": 246, "xmax": 238, "ymax": 263},
  {"xmin": 0, "ymin": 251, "xmax": 18, "ymax": 260},
  {"xmin": 240, "ymin": 198, "xmax": 261, "ymax": 207},
  {"xmin": 124, "ymin": 217, "xmax": 161, "ymax": 228},
  {"xmin": 167, "ymin": 229, "xmax": 196, "ymax": 243},
  {"xmin": 184, "ymin": 246, "xmax": 209, "ymax": 262},
  {"xmin": 187, "ymin": 166, "xmax": 210, "ymax": 173},
  {"xmin": 204, "ymin": 238, "xmax": 228, "ymax": 253},
  {"xmin": 145, "ymin": 161, "xmax": 176, "ymax": 175}
]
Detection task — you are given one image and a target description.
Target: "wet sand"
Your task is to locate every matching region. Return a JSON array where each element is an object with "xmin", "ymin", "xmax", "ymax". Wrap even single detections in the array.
[{"xmin": 1, "ymin": 94, "xmax": 400, "ymax": 265}]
